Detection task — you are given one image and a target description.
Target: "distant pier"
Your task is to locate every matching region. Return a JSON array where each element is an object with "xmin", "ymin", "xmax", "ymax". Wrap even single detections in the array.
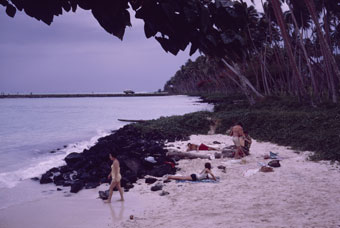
[{"xmin": 0, "ymin": 92, "xmax": 170, "ymax": 99}]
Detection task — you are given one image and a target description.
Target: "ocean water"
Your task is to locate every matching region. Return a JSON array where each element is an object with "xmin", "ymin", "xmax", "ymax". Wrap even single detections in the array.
[{"xmin": 0, "ymin": 96, "xmax": 213, "ymax": 190}]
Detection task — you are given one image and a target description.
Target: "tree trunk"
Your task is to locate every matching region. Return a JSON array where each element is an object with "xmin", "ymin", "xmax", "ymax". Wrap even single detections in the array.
[
  {"xmin": 221, "ymin": 58, "xmax": 264, "ymax": 105},
  {"xmin": 287, "ymin": 1, "xmax": 318, "ymax": 100},
  {"xmin": 304, "ymin": 0, "xmax": 339, "ymax": 103},
  {"xmin": 270, "ymin": 0, "xmax": 305, "ymax": 99}
]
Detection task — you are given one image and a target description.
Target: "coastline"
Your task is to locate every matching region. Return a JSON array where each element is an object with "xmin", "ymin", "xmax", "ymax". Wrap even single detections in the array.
[
  {"xmin": 2, "ymin": 134, "xmax": 340, "ymax": 228},
  {"xmin": 0, "ymin": 92, "xmax": 169, "ymax": 99}
]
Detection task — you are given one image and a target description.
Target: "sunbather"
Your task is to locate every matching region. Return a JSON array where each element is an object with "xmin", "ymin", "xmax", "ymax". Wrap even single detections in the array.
[
  {"xmin": 166, "ymin": 162, "xmax": 217, "ymax": 181},
  {"xmin": 186, "ymin": 143, "xmax": 217, "ymax": 152}
]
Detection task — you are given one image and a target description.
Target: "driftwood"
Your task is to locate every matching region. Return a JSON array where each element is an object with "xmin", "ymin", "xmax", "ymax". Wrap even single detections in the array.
[
  {"xmin": 117, "ymin": 119, "xmax": 147, "ymax": 123},
  {"xmin": 166, "ymin": 150, "xmax": 211, "ymax": 160}
]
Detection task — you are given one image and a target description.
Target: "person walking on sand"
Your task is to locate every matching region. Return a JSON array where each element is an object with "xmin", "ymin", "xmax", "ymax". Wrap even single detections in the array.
[
  {"xmin": 229, "ymin": 122, "xmax": 245, "ymax": 159},
  {"xmin": 105, "ymin": 152, "xmax": 124, "ymax": 203},
  {"xmin": 166, "ymin": 162, "xmax": 217, "ymax": 181}
]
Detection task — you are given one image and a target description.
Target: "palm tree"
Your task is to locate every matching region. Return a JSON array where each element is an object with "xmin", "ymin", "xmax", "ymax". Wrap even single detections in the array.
[{"xmin": 269, "ymin": 0, "xmax": 305, "ymax": 99}]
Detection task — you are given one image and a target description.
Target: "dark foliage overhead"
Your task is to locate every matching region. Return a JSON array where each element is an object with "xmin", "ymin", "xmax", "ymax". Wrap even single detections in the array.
[{"xmin": 1, "ymin": 0, "xmax": 260, "ymax": 59}]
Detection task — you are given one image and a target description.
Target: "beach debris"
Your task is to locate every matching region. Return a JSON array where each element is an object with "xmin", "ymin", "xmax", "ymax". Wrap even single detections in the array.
[
  {"xmin": 221, "ymin": 148, "xmax": 235, "ymax": 158},
  {"xmin": 145, "ymin": 156, "xmax": 157, "ymax": 164},
  {"xmin": 145, "ymin": 177, "xmax": 158, "ymax": 184},
  {"xmin": 159, "ymin": 190, "xmax": 170, "ymax": 196},
  {"xmin": 270, "ymin": 151, "xmax": 279, "ymax": 159},
  {"xmin": 213, "ymin": 141, "xmax": 221, "ymax": 144},
  {"xmin": 98, "ymin": 190, "xmax": 109, "ymax": 200},
  {"xmin": 151, "ymin": 183, "xmax": 163, "ymax": 191},
  {"xmin": 130, "ymin": 215, "xmax": 134, "ymax": 220},
  {"xmin": 259, "ymin": 166, "xmax": 274, "ymax": 172},
  {"xmin": 163, "ymin": 179, "xmax": 171, "ymax": 183},
  {"xmin": 214, "ymin": 152, "xmax": 222, "ymax": 159},
  {"xmin": 31, "ymin": 177, "xmax": 39, "ymax": 181},
  {"xmin": 217, "ymin": 165, "xmax": 226, "ymax": 173},
  {"xmin": 268, "ymin": 160, "xmax": 281, "ymax": 167}
]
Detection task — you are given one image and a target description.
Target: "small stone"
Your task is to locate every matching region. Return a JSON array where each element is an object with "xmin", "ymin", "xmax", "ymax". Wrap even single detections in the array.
[
  {"xmin": 159, "ymin": 190, "xmax": 169, "ymax": 196},
  {"xmin": 151, "ymin": 183, "xmax": 163, "ymax": 191},
  {"xmin": 145, "ymin": 177, "xmax": 157, "ymax": 184}
]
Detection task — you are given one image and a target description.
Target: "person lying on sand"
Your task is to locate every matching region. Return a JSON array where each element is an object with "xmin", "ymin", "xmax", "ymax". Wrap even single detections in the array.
[
  {"xmin": 186, "ymin": 143, "xmax": 217, "ymax": 152},
  {"xmin": 104, "ymin": 152, "xmax": 124, "ymax": 203},
  {"xmin": 166, "ymin": 162, "xmax": 217, "ymax": 181}
]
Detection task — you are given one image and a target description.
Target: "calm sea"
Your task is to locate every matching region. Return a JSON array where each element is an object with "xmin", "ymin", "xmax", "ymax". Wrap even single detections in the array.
[{"xmin": 0, "ymin": 96, "xmax": 212, "ymax": 190}]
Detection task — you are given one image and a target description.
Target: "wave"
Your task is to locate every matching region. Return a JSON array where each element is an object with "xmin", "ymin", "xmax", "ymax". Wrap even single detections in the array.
[{"xmin": 0, "ymin": 129, "xmax": 113, "ymax": 189}]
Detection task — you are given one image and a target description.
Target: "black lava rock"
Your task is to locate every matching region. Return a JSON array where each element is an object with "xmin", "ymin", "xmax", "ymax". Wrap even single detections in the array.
[
  {"xmin": 151, "ymin": 183, "xmax": 163, "ymax": 191},
  {"xmin": 145, "ymin": 177, "xmax": 158, "ymax": 184},
  {"xmin": 40, "ymin": 173, "xmax": 53, "ymax": 184},
  {"xmin": 65, "ymin": 153, "xmax": 83, "ymax": 166},
  {"xmin": 70, "ymin": 181, "xmax": 84, "ymax": 193}
]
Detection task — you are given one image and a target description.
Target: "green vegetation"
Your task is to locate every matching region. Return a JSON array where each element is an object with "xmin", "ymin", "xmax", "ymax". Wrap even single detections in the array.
[
  {"xmin": 206, "ymin": 94, "xmax": 340, "ymax": 161},
  {"xmin": 132, "ymin": 93, "xmax": 340, "ymax": 161},
  {"xmin": 133, "ymin": 111, "xmax": 212, "ymax": 141}
]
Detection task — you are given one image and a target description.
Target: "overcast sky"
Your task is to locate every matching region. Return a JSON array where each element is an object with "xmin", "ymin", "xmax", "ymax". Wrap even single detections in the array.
[
  {"xmin": 0, "ymin": 0, "xmax": 262, "ymax": 94},
  {"xmin": 0, "ymin": 8, "xmax": 201, "ymax": 94}
]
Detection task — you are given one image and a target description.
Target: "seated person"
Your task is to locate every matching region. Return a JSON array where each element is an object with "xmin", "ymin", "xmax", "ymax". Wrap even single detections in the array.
[
  {"xmin": 241, "ymin": 131, "xmax": 252, "ymax": 156},
  {"xmin": 186, "ymin": 143, "xmax": 217, "ymax": 152},
  {"xmin": 167, "ymin": 162, "xmax": 217, "ymax": 181}
]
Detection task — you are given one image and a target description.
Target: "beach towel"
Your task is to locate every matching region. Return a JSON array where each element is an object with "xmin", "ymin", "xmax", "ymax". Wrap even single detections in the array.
[{"xmin": 176, "ymin": 177, "xmax": 220, "ymax": 183}]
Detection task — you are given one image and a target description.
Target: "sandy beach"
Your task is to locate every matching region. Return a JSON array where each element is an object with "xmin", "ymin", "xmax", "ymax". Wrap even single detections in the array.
[{"xmin": 1, "ymin": 134, "xmax": 340, "ymax": 228}]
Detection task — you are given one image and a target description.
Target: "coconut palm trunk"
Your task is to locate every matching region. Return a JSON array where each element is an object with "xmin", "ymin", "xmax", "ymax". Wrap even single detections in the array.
[
  {"xmin": 287, "ymin": 1, "xmax": 318, "ymax": 101},
  {"xmin": 270, "ymin": 0, "xmax": 305, "ymax": 99},
  {"xmin": 303, "ymin": 0, "xmax": 339, "ymax": 103}
]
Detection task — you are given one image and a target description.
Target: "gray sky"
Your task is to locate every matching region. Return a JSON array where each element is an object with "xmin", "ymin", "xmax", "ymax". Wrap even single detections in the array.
[
  {"xmin": 0, "ymin": 8, "xmax": 199, "ymax": 94},
  {"xmin": 0, "ymin": 0, "xmax": 264, "ymax": 94}
]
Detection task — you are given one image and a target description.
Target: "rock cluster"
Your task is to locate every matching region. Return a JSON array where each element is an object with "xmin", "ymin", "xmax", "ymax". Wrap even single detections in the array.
[{"xmin": 39, "ymin": 124, "xmax": 177, "ymax": 193}]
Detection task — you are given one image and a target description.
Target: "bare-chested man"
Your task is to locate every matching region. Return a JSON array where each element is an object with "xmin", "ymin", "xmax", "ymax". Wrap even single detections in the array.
[{"xmin": 229, "ymin": 122, "xmax": 245, "ymax": 159}]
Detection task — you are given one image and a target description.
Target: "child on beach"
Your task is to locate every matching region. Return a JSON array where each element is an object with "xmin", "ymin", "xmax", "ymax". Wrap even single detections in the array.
[
  {"xmin": 105, "ymin": 152, "xmax": 124, "ymax": 203},
  {"xmin": 166, "ymin": 162, "xmax": 217, "ymax": 181}
]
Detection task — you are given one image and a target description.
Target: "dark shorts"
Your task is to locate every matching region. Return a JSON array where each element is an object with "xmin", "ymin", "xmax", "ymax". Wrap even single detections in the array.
[{"xmin": 190, "ymin": 174, "xmax": 197, "ymax": 181}]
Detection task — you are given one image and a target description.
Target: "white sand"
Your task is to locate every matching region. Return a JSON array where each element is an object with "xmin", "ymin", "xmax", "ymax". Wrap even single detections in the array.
[
  {"xmin": 1, "ymin": 134, "xmax": 340, "ymax": 228},
  {"xmin": 118, "ymin": 134, "xmax": 340, "ymax": 228}
]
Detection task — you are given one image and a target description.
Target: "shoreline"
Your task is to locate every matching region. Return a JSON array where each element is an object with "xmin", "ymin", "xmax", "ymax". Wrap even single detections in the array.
[
  {"xmin": 1, "ymin": 134, "xmax": 340, "ymax": 228},
  {"xmin": 0, "ymin": 92, "xmax": 170, "ymax": 99}
]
